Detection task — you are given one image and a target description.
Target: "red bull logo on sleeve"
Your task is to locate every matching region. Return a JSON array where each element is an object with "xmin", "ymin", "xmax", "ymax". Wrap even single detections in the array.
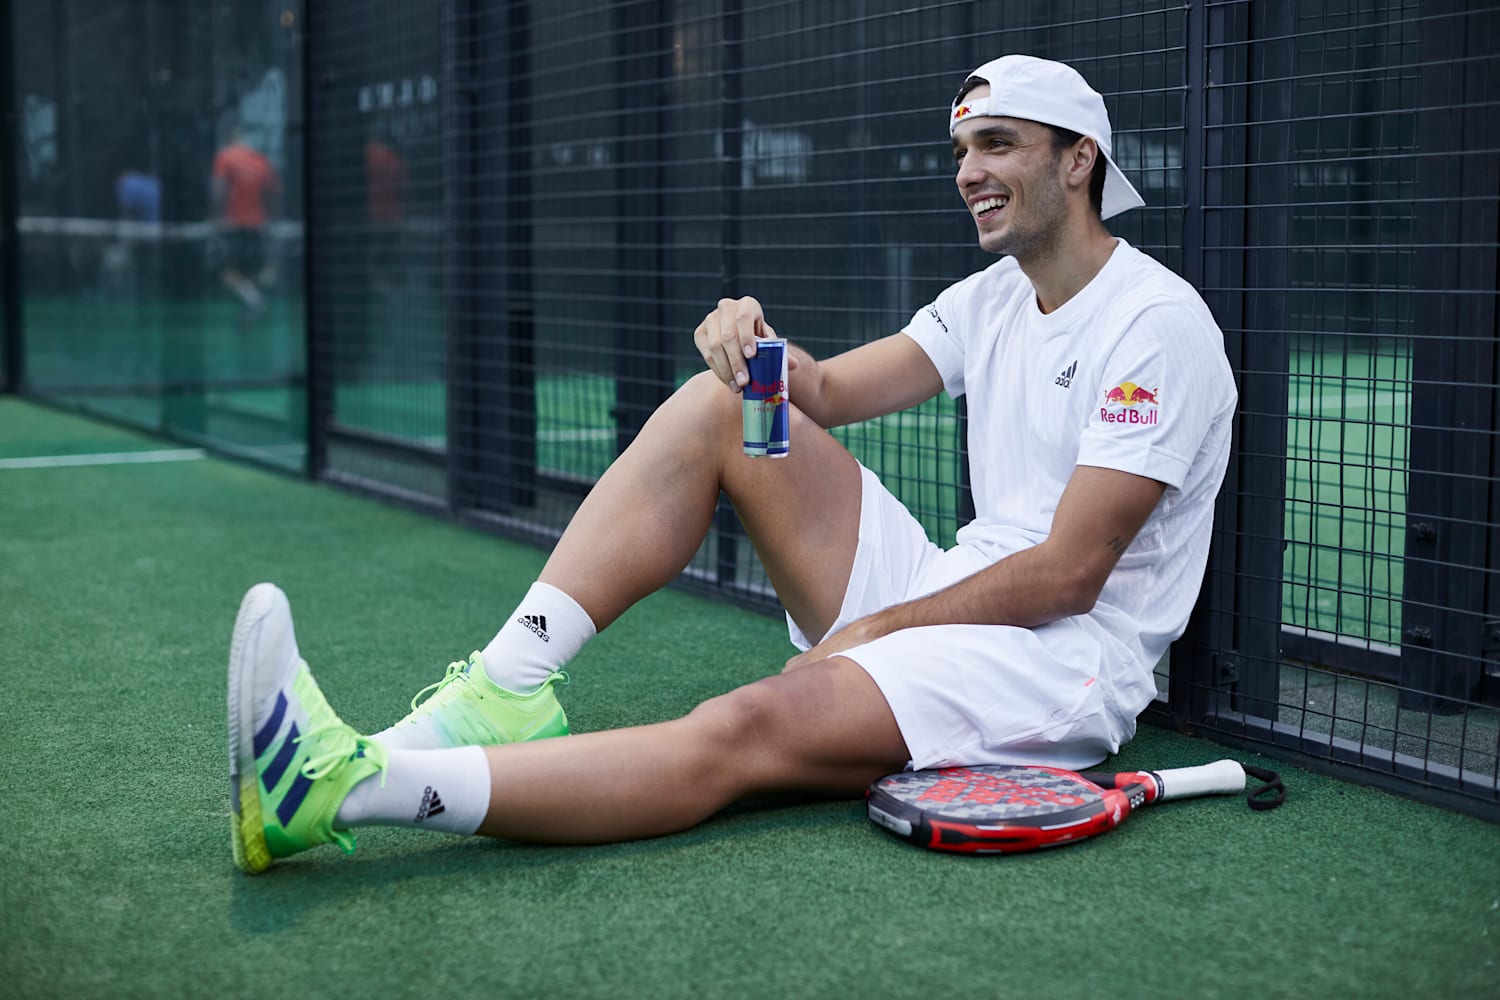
[{"xmin": 1100, "ymin": 381, "xmax": 1161, "ymax": 426}]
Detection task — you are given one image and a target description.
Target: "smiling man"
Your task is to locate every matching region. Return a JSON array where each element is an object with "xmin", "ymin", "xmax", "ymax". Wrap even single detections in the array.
[{"xmin": 227, "ymin": 55, "xmax": 1237, "ymax": 871}]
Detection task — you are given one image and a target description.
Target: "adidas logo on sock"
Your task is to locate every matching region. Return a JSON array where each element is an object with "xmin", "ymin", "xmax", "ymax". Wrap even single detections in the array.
[
  {"xmin": 1055, "ymin": 360, "xmax": 1077, "ymax": 388},
  {"xmin": 415, "ymin": 785, "xmax": 446, "ymax": 823},
  {"xmin": 518, "ymin": 614, "xmax": 550, "ymax": 642}
]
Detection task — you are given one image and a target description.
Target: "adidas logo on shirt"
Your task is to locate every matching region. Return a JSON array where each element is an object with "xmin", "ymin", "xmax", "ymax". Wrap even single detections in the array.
[
  {"xmin": 415, "ymin": 786, "xmax": 446, "ymax": 822},
  {"xmin": 518, "ymin": 614, "xmax": 550, "ymax": 642},
  {"xmin": 1055, "ymin": 360, "xmax": 1078, "ymax": 388}
]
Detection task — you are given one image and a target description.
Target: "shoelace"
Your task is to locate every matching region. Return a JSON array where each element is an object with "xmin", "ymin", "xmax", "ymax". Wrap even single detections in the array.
[
  {"xmin": 295, "ymin": 721, "xmax": 388, "ymax": 788},
  {"xmin": 409, "ymin": 658, "xmax": 477, "ymax": 712},
  {"xmin": 294, "ymin": 679, "xmax": 391, "ymax": 787}
]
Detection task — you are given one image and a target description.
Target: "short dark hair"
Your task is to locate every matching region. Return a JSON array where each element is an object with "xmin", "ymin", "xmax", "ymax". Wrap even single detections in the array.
[
  {"xmin": 952, "ymin": 76, "xmax": 1107, "ymax": 217},
  {"xmin": 954, "ymin": 76, "xmax": 986, "ymax": 106}
]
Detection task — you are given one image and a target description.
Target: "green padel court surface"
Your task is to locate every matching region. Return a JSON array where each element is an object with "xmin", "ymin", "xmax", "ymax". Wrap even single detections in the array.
[{"xmin": 1, "ymin": 396, "xmax": 1495, "ymax": 998}]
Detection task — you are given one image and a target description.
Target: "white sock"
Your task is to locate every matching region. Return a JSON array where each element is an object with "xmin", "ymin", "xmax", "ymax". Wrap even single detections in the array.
[
  {"xmin": 334, "ymin": 745, "xmax": 491, "ymax": 836},
  {"xmin": 481, "ymin": 582, "xmax": 596, "ymax": 692}
]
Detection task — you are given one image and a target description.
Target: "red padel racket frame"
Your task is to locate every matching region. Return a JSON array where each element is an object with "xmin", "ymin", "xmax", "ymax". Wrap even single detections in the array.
[{"xmin": 867, "ymin": 759, "xmax": 1283, "ymax": 854}]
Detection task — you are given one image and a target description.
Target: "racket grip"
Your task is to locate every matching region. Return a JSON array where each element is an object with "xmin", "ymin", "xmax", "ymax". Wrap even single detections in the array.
[{"xmin": 1153, "ymin": 759, "xmax": 1246, "ymax": 800}]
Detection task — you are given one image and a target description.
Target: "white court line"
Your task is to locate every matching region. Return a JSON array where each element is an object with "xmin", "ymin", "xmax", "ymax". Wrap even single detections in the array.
[
  {"xmin": 0, "ymin": 448, "xmax": 207, "ymax": 470},
  {"xmin": 1290, "ymin": 389, "xmax": 1407, "ymax": 416},
  {"xmin": 416, "ymin": 430, "xmax": 616, "ymax": 448},
  {"xmin": 538, "ymin": 429, "xmax": 614, "ymax": 442}
]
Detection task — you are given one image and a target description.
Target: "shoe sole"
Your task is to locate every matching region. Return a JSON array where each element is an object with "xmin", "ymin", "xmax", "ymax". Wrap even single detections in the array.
[{"xmin": 228, "ymin": 584, "xmax": 278, "ymax": 874}]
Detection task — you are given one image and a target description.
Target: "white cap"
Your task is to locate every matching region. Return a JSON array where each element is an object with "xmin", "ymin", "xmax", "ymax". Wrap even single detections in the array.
[{"xmin": 950, "ymin": 54, "xmax": 1145, "ymax": 220}]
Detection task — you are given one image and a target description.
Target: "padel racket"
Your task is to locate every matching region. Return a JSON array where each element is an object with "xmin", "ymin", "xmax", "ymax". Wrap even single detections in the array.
[{"xmin": 867, "ymin": 759, "xmax": 1284, "ymax": 854}]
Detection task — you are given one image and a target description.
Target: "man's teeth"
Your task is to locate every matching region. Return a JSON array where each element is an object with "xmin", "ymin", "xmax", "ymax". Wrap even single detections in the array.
[{"xmin": 974, "ymin": 196, "xmax": 1008, "ymax": 214}]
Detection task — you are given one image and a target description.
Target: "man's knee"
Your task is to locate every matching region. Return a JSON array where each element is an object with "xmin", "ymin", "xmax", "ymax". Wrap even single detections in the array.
[
  {"xmin": 652, "ymin": 371, "xmax": 740, "ymax": 438},
  {"xmin": 682, "ymin": 665, "xmax": 909, "ymax": 791},
  {"xmin": 685, "ymin": 680, "xmax": 791, "ymax": 757},
  {"xmin": 674, "ymin": 370, "xmax": 734, "ymax": 410}
]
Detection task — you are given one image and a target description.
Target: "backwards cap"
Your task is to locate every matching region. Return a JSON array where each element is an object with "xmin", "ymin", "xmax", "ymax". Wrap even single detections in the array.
[{"xmin": 950, "ymin": 54, "xmax": 1145, "ymax": 220}]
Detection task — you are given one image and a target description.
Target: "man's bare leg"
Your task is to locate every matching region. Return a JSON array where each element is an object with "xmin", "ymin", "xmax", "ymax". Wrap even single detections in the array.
[
  {"xmin": 478, "ymin": 656, "xmax": 907, "ymax": 843},
  {"xmin": 373, "ymin": 370, "xmax": 864, "ymax": 748},
  {"xmin": 232, "ymin": 586, "xmax": 904, "ymax": 871},
  {"xmin": 541, "ymin": 370, "xmax": 864, "ymax": 642}
]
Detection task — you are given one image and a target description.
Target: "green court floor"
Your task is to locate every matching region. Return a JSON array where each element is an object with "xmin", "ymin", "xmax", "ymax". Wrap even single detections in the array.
[
  {"xmin": 1285, "ymin": 344, "xmax": 1410, "ymax": 646},
  {"xmin": 1, "ymin": 395, "xmax": 1495, "ymax": 998}
]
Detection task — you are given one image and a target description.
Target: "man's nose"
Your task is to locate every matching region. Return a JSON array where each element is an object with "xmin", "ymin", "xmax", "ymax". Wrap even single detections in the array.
[{"xmin": 955, "ymin": 154, "xmax": 985, "ymax": 193}]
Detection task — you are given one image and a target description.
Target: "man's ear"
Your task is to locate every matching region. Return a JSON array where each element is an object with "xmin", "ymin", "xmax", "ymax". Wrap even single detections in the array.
[{"xmin": 1064, "ymin": 136, "xmax": 1098, "ymax": 192}]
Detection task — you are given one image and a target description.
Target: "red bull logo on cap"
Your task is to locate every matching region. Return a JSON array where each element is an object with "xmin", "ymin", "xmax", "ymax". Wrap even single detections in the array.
[{"xmin": 1100, "ymin": 381, "xmax": 1160, "ymax": 426}]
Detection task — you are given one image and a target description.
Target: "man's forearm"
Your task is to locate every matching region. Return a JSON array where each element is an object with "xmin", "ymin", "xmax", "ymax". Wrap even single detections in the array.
[
  {"xmin": 782, "ymin": 542, "xmax": 1095, "ymax": 671},
  {"xmin": 785, "ymin": 342, "xmax": 833, "ymax": 426},
  {"xmin": 787, "ymin": 334, "xmax": 945, "ymax": 430},
  {"xmin": 866, "ymin": 542, "xmax": 1095, "ymax": 637}
]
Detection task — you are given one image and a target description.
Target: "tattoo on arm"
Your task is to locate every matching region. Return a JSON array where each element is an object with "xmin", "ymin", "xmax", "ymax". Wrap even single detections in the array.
[{"xmin": 1106, "ymin": 535, "xmax": 1127, "ymax": 557}]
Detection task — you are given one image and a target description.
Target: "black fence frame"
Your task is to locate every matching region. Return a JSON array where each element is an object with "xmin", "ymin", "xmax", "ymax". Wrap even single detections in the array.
[
  {"xmin": 1161, "ymin": 0, "xmax": 1499, "ymax": 819},
  {"xmin": 307, "ymin": 0, "xmax": 1500, "ymax": 818},
  {"xmin": 6, "ymin": 0, "xmax": 1497, "ymax": 819},
  {"xmin": 0, "ymin": 1, "xmax": 18, "ymax": 392}
]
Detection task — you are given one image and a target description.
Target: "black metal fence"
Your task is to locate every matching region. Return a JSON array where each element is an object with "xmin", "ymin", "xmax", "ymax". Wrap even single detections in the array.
[
  {"xmin": 4, "ymin": 0, "xmax": 307, "ymax": 460},
  {"xmin": 5, "ymin": 0, "xmax": 1497, "ymax": 818}
]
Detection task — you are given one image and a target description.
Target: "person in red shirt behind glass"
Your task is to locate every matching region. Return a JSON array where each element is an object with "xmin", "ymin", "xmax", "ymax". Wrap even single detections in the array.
[{"xmin": 212, "ymin": 126, "xmax": 280, "ymax": 321}]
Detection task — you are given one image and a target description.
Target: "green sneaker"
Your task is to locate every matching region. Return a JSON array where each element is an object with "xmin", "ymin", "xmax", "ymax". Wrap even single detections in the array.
[
  {"xmin": 228, "ymin": 583, "xmax": 387, "ymax": 875},
  {"xmin": 375, "ymin": 652, "xmax": 569, "ymax": 750}
]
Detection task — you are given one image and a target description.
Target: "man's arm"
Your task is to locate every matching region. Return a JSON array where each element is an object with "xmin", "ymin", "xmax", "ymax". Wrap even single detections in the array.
[
  {"xmin": 693, "ymin": 296, "xmax": 944, "ymax": 426},
  {"xmin": 787, "ymin": 333, "xmax": 943, "ymax": 428},
  {"xmin": 785, "ymin": 464, "xmax": 1167, "ymax": 669}
]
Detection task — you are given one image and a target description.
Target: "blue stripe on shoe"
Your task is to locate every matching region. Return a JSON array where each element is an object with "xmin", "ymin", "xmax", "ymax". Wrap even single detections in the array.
[
  {"xmin": 253, "ymin": 691, "xmax": 288, "ymax": 757},
  {"xmin": 277, "ymin": 771, "xmax": 314, "ymax": 826},
  {"xmin": 262, "ymin": 721, "xmax": 300, "ymax": 791}
]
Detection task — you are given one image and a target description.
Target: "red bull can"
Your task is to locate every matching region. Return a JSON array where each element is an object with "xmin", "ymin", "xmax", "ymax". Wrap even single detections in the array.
[{"xmin": 742, "ymin": 339, "xmax": 789, "ymax": 458}]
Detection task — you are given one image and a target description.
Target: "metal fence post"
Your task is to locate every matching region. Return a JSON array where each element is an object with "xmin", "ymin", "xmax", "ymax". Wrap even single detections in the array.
[
  {"xmin": 1398, "ymin": 0, "xmax": 1498, "ymax": 712},
  {"xmin": 714, "ymin": 0, "xmax": 744, "ymax": 593},
  {"xmin": 1227, "ymin": 0, "xmax": 1294, "ymax": 722},
  {"xmin": 156, "ymin": 0, "xmax": 206, "ymax": 439},
  {"xmin": 302, "ymin": 0, "xmax": 326, "ymax": 477},
  {"xmin": 1179, "ymin": 0, "xmax": 1286, "ymax": 726},
  {"xmin": 445, "ymin": 0, "xmax": 536, "ymax": 514},
  {"xmin": 1169, "ymin": 0, "xmax": 1231, "ymax": 725},
  {"xmin": 0, "ymin": 0, "xmax": 22, "ymax": 394},
  {"xmin": 611, "ymin": 0, "xmax": 675, "ymax": 458}
]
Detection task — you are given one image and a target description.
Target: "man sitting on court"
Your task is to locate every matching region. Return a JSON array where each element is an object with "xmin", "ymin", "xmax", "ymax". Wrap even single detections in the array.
[{"xmin": 228, "ymin": 54, "xmax": 1236, "ymax": 872}]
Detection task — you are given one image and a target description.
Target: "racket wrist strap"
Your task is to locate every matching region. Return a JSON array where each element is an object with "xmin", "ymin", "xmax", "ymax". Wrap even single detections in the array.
[{"xmin": 1242, "ymin": 765, "xmax": 1286, "ymax": 811}]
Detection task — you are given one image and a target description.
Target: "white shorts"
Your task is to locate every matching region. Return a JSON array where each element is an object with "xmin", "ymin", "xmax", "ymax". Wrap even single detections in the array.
[{"xmin": 786, "ymin": 465, "xmax": 1152, "ymax": 771}]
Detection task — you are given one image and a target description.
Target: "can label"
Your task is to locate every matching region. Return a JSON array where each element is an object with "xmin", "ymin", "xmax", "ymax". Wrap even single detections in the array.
[{"xmin": 741, "ymin": 339, "xmax": 789, "ymax": 458}]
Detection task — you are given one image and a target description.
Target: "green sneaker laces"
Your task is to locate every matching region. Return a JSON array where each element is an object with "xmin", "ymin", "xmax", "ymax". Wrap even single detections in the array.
[
  {"xmin": 409, "ymin": 657, "xmax": 476, "ymax": 712},
  {"xmin": 297, "ymin": 721, "xmax": 388, "ymax": 787}
]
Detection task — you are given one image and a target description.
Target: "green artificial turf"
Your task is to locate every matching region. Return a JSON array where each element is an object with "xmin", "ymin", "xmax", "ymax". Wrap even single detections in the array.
[{"xmin": 1, "ymin": 396, "xmax": 1496, "ymax": 998}]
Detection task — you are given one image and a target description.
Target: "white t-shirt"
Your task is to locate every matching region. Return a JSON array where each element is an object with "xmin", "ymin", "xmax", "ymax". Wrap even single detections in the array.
[{"xmin": 902, "ymin": 239, "xmax": 1235, "ymax": 667}]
